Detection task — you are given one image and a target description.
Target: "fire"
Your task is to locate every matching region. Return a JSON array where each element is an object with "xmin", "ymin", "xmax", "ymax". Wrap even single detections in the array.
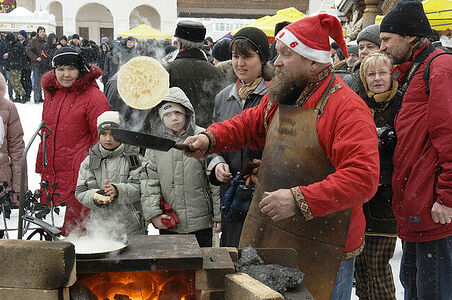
[{"xmin": 78, "ymin": 270, "xmax": 195, "ymax": 300}]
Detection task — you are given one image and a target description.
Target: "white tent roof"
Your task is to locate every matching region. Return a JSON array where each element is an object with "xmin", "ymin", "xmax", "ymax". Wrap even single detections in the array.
[
  {"xmin": 0, "ymin": 7, "xmax": 55, "ymax": 32},
  {"xmin": 7, "ymin": 7, "xmax": 33, "ymax": 17}
]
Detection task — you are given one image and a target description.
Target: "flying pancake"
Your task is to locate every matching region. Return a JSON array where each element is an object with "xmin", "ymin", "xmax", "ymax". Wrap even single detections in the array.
[{"xmin": 117, "ymin": 56, "xmax": 169, "ymax": 110}]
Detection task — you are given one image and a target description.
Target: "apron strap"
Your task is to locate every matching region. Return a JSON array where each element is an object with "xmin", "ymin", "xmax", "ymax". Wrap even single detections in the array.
[{"xmin": 316, "ymin": 74, "xmax": 342, "ymax": 118}]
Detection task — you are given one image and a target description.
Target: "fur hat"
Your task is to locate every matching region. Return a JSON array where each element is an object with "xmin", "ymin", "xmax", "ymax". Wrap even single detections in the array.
[
  {"xmin": 357, "ymin": 24, "xmax": 381, "ymax": 47},
  {"xmin": 97, "ymin": 111, "xmax": 121, "ymax": 136},
  {"xmin": 380, "ymin": 0, "xmax": 431, "ymax": 37},
  {"xmin": 72, "ymin": 34, "xmax": 80, "ymax": 40},
  {"xmin": 276, "ymin": 14, "xmax": 348, "ymax": 63},
  {"xmin": 233, "ymin": 27, "xmax": 269, "ymax": 62},
  {"xmin": 175, "ymin": 20, "xmax": 206, "ymax": 43},
  {"xmin": 212, "ymin": 38, "xmax": 232, "ymax": 62}
]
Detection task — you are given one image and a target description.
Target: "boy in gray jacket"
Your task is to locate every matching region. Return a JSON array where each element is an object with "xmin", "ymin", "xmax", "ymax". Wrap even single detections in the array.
[
  {"xmin": 75, "ymin": 111, "xmax": 144, "ymax": 236},
  {"xmin": 141, "ymin": 87, "xmax": 221, "ymax": 247}
]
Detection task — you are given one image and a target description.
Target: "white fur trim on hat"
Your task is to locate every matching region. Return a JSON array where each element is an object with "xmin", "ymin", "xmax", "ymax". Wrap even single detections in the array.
[{"xmin": 277, "ymin": 28, "xmax": 331, "ymax": 64}]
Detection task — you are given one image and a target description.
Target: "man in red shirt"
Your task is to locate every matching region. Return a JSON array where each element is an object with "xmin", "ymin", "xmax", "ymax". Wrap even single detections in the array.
[{"xmin": 185, "ymin": 14, "xmax": 379, "ymax": 299}]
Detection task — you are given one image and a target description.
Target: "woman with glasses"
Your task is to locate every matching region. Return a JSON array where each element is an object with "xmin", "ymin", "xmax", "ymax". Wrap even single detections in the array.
[{"xmin": 353, "ymin": 51, "xmax": 399, "ymax": 300}]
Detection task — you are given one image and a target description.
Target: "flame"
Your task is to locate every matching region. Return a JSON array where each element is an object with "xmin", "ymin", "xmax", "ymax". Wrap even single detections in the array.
[{"xmin": 78, "ymin": 270, "xmax": 195, "ymax": 300}]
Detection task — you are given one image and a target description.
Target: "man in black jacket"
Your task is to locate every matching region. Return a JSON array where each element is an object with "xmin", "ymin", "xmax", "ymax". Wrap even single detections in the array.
[
  {"xmin": 4, "ymin": 32, "xmax": 26, "ymax": 102},
  {"xmin": 166, "ymin": 21, "xmax": 225, "ymax": 128}
]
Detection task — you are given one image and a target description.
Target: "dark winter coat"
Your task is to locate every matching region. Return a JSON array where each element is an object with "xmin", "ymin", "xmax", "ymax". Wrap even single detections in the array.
[
  {"xmin": 103, "ymin": 51, "xmax": 118, "ymax": 81},
  {"xmin": 0, "ymin": 78, "xmax": 26, "ymax": 194},
  {"xmin": 20, "ymin": 39, "xmax": 31, "ymax": 70},
  {"xmin": 40, "ymin": 33, "xmax": 57, "ymax": 73},
  {"xmin": 97, "ymin": 43, "xmax": 110, "ymax": 71},
  {"xmin": 0, "ymin": 39, "xmax": 8, "ymax": 68},
  {"xmin": 36, "ymin": 65, "xmax": 110, "ymax": 234},
  {"xmin": 166, "ymin": 48, "xmax": 226, "ymax": 128},
  {"xmin": 6, "ymin": 38, "xmax": 26, "ymax": 71},
  {"xmin": 26, "ymin": 35, "xmax": 46, "ymax": 67},
  {"xmin": 391, "ymin": 43, "xmax": 452, "ymax": 242}
]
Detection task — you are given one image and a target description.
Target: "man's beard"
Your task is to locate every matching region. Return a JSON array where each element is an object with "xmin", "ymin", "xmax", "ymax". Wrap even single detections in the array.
[{"xmin": 269, "ymin": 67, "xmax": 310, "ymax": 105}]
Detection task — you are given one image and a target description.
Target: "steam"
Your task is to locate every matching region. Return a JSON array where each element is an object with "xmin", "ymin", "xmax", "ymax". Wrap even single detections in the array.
[{"xmin": 66, "ymin": 209, "xmax": 127, "ymax": 243}]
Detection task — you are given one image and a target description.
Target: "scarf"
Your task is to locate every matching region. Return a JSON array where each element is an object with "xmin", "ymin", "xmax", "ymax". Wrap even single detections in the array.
[{"xmin": 237, "ymin": 77, "xmax": 263, "ymax": 107}]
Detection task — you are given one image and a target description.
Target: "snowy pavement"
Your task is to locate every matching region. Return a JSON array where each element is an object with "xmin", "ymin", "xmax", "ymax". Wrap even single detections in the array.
[{"xmin": 14, "ymin": 99, "xmax": 405, "ymax": 299}]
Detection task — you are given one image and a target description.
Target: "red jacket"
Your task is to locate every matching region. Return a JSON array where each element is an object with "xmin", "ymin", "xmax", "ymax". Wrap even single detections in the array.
[
  {"xmin": 208, "ymin": 73, "xmax": 380, "ymax": 255},
  {"xmin": 36, "ymin": 65, "xmax": 109, "ymax": 233},
  {"xmin": 392, "ymin": 43, "xmax": 452, "ymax": 242}
]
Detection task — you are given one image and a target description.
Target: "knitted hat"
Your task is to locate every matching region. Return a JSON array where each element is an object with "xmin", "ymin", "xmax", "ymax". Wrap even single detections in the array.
[
  {"xmin": 18, "ymin": 30, "xmax": 28, "ymax": 38},
  {"xmin": 347, "ymin": 44, "xmax": 358, "ymax": 55},
  {"xmin": 175, "ymin": 20, "xmax": 206, "ymax": 43},
  {"xmin": 233, "ymin": 27, "xmax": 269, "ymax": 62},
  {"xmin": 101, "ymin": 36, "xmax": 109, "ymax": 44},
  {"xmin": 357, "ymin": 24, "xmax": 381, "ymax": 47},
  {"xmin": 97, "ymin": 111, "xmax": 121, "ymax": 136},
  {"xmin": 158, "ymin": 87, "xmax": 188, "ymax": 119},
  {"xmin": 212, "ymin": 38, "xmax": 232, "ymax": 62},
  {"xmin": 276, "ymin": 14, "xmax": 348, "ymax": 63},
  {"xmin": 158, "ymin": 102, "xmax": 186, "ymax": 120},
  {"xmin": 72, "ymin": 34, "xmax": 80, "ymax": 40},
  {"xmin": 52, "ymin": 47, "xmax": 90, "ymax": 75},
  {"xmin": 59, "ymin": 35, "xmax": 67, "ymax": 42},
  {"xmin": 380, "ymin": 0, "xmax": 431, "ymax": 37}
]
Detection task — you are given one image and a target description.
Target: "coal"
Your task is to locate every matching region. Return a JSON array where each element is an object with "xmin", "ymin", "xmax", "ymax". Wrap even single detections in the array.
[
  {"xmin": 235, "ymin": 246, "xmax": 264, "ymax": 267},
  {"xmin": 235, "ymin": 247, "xmax": 304, "ymax": 295}
]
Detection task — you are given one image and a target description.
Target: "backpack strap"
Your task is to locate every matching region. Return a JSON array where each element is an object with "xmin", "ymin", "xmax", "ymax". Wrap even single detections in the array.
[
  {"xmin": 391, "ymin": 43, "xmax": 436, "ymax": 122},
  {"xmin": 423, "ymin": 52, "xmax": 452, "ymax": 95}
]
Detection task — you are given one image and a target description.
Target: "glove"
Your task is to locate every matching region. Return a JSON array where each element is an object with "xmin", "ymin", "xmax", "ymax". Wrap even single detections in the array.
[{"xmin": 160, "ymin": 198, "xmax": 180, "ymax": 229}]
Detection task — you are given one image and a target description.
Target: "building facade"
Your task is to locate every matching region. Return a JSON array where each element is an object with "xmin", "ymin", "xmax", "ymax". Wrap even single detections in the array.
[{"xmin": 16, "ymin": 0, "xmax": 177, "ymax": 43}]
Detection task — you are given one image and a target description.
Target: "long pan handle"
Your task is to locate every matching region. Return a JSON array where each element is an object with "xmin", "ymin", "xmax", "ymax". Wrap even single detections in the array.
[{"xmin": 174, "ymin": 143, "xmax": 194, "ymax": 152}]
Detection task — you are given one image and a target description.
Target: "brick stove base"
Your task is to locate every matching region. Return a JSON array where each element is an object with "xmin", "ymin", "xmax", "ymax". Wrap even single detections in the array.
[{"xmin": 0, "ymin": 237, "xmax": 313, "ymax": 300}]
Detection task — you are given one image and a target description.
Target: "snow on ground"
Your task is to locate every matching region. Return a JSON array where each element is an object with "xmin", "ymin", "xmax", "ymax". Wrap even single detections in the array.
[{"xmin": 14, "ymin": 98, "xmax": 404, "ymax": 299}]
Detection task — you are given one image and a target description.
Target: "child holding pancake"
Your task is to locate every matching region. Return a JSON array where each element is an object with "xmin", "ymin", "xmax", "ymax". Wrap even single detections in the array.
[
  {"xmin": 75, "ymin": 111, "xmax": 145, "ymax": 236},
  {"xmin": 140, "ymin": 87, "xmax": 221, "ymax": 247}
]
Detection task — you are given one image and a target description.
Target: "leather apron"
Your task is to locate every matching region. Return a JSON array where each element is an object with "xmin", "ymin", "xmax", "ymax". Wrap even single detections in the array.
[{"xmin": 239, "ymin": 75, "xmax": 352, "ymax": 300}]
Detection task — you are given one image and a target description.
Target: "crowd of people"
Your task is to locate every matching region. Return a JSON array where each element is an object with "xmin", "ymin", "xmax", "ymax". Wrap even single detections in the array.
[{"xmin": 0, "ymin": 0, "xmax": 451, "ymax": 299}]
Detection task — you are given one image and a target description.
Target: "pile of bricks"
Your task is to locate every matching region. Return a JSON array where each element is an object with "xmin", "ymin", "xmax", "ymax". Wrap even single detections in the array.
[
  {"xmin": 0, "ymin": 239, "xmax": 76, "ymax": 300},
  {"xmin": 195, "ymin": 247, "xmax": 285, "ymax": 300}
]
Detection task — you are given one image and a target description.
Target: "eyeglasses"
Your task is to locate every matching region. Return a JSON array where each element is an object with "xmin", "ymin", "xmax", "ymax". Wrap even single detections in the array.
[{"xmin": 365, "ymin": 70, "xmax": 390, "ymax": 79}]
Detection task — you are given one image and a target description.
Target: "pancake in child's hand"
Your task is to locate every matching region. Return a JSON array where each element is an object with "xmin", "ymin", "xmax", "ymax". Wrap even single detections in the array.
[
  {"xmin": 117, "ymin": 56, "xmax": 169, "ymax": 110},
  {"xmin": 94, "ymin": 190, "xmax": 112, "ymax": 204}
]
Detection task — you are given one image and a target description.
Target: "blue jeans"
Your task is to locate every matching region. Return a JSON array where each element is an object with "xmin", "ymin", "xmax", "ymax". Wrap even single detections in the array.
[
  {"xmin": 400, "ymin": 236, "xmax": 452, "ymax": 300},
  {"xmin": 0, "ymin": 66, "xmax": 13, "ymax": 99},
  {"xmin": 330, "ymin": 256, "xmax": 356, "ymax": 300}
]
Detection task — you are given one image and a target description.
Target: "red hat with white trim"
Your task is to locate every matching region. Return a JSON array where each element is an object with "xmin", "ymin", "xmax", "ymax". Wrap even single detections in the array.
[{"xmin": 276, "ymin": 14, "xmax": 348, "ymax": 64}]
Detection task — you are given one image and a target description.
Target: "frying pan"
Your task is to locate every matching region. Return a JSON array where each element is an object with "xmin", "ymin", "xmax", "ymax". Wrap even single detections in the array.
[
  {"xmin": 110, "ymin": 128, "xmax": 192, "ymax": 152},
  {"xmin": 22, "ymin": 215, "xmax": 128, "ymax": 259}
]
